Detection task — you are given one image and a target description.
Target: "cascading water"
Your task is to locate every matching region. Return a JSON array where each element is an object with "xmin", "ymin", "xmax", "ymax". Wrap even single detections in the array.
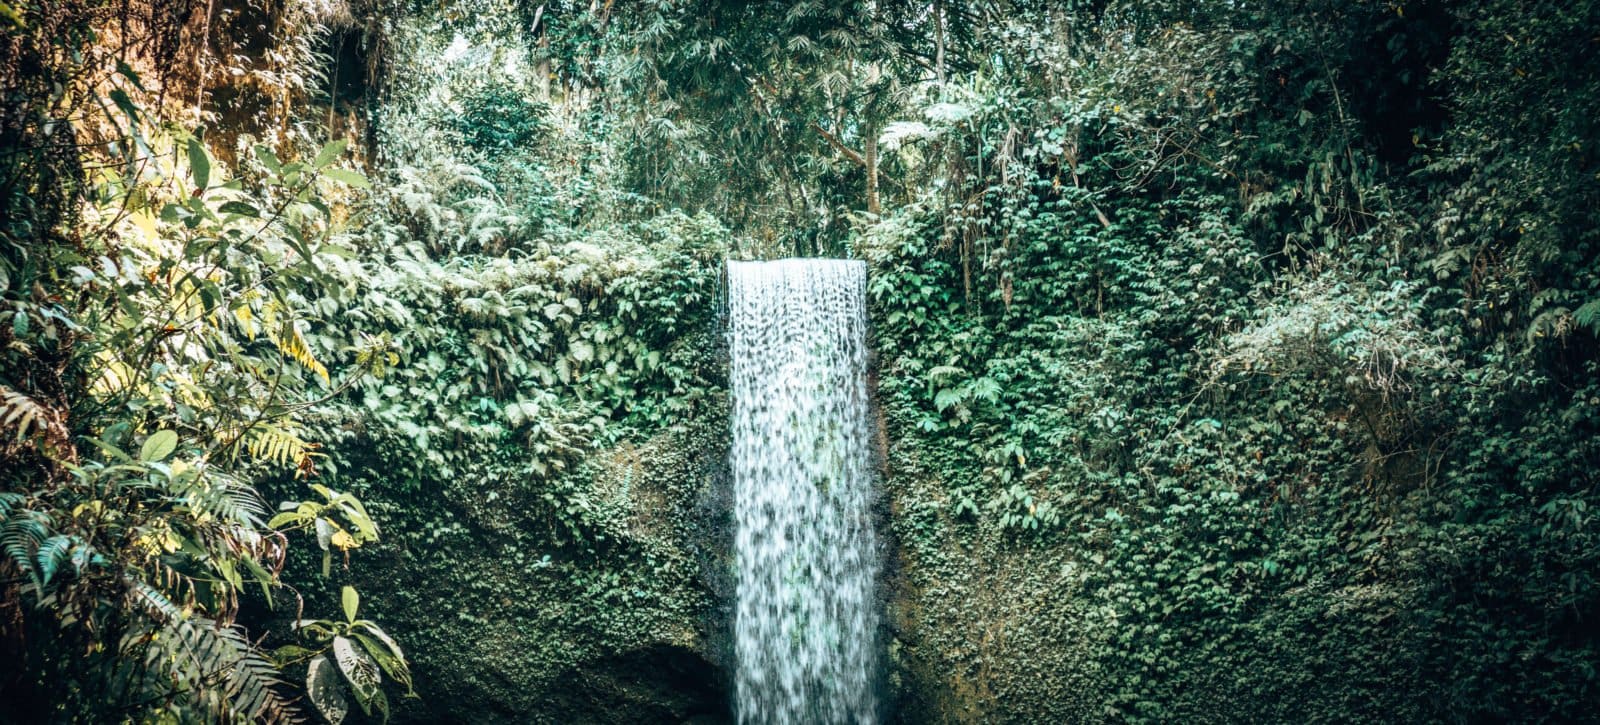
[{"xmin": 727, "ymin": 259, "xmax": 880, "ymax": 725}]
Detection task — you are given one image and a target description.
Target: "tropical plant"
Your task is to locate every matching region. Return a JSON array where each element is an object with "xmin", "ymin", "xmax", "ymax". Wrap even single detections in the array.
[
  {"xmin": 274, "ymin": 585, "xmax": 415, "ymax": 723},
  {"xmin": 1, "ymin": 47, "xmax": 409, "ymax": 717}
]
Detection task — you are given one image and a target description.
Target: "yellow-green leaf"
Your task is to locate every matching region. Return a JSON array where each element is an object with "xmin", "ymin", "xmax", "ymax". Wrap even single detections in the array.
[
  {"xmin": 186, "ymin": 138, "xmax": 210, "ymax": 190},
  {"xmin": 139, "ymin": 430, "xmax": 178, "ymax": 462},
  {"xmin": 323, "ymin": 167, "xmax": 370, "ymax": 189},
  {"xmin": 342, "ymin": 585, "xmax": 359, "ymax": 622}
]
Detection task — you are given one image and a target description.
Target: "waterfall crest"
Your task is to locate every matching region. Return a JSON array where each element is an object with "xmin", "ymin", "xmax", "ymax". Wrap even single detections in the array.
[{"xmin": 727, "ymin": 259, "xmax": 880, "ymax": 724}]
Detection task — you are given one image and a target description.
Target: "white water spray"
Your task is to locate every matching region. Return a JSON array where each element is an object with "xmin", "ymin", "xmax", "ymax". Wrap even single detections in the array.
[{"xmin": 727, "ymin": 259, "xmax": 880, "ymax": 724}]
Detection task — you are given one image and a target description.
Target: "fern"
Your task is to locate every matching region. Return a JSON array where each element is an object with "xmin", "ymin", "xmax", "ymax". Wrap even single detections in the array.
[
  {"xmin": 245, "ymin": 422, "xmax": 320, "ymax": 474},
  {"xmin": 0, "ymin": 385, "xmax": 70, "ymax": 453},
  {"xmin": 0, "ymin": 491, "xmax": 23, "ymax": 518},
  {"xmin": 273, "ymin": 319, "xmax": 331, "ymax": 386},
  {"xmin": 207, "ymin": 476, "xmax": 271, "ymax": 528},
  {"xmin": 1574, "ymin": 298, "xmax": 1600, "ymax": 333},
  {"xmin": 128, "ymin": 579, "xmax": 302, "ymax": 723},
  {"xmin": 35, "ymin": 534, "xmax": 75, "ymax": 585},
  {"xmin": 142, "ymin": 559, "xmax": 204, "ymax": 613},
  {"xmin": 1, "ymin": 506, "xmax": 50, "ymax": 587}
]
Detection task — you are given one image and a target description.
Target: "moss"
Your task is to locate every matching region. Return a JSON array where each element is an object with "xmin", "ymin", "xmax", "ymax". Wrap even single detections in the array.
[
  {"xmin": 884, "ymin": 470, "xmax": 1113, "ymax": 723},
  {"xmin": 303, "ymin": 400, "xmax": 734, "ymax": 723}
]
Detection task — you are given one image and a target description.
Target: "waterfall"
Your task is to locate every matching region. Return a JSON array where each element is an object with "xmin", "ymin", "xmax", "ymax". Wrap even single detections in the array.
[{"xmin": 727, "ymin": 259, "xmax": 880, "ymax": 724}]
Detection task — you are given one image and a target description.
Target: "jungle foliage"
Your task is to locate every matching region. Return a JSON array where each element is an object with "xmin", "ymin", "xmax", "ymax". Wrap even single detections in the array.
[
  {"xmin": 4, "ymin": 0, "xmax": 1600, "ymax": 722},
  {"xmin": 854, "ymin": 1, "xmax": 1600, "ymax": 720}
]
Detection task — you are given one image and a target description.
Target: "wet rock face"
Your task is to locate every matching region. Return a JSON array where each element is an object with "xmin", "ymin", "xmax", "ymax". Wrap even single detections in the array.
[
  {"xmin": 383, "ymin": 639, "xmax": 731, "ymax": 725},
  {"xmin": 335, "ymin": 403, "xmax": 739, "ymax": 725},
  {"xmin": 544, "ymin": 644, "xmax": 733, "ymax": 724}
]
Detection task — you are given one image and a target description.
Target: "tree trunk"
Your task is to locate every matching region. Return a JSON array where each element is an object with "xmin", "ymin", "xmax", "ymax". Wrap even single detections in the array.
[{"xmin": 865, "ymin": 125, "xmax": 880, "ymax": 215}]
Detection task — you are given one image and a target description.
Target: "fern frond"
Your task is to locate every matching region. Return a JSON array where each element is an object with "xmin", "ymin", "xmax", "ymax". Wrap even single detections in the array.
[
  {"xmin": 1574, "ymin": 298, "xmax": 1600, "ymax": 333},
  {"xmin": 0, "ymin": 491, "xmax": 24, "ymax": 518},
  {"xmin": 184, "ymin": 469, "xmax": 272, "ymax": 528},
  {"xmin": 128, "ymin": 579, "xmax": 302, "ymax": 723},
  {"xmin": 272, "ymin": 319, "xmax": 331, "ymax": 386},
  {"xmin": 1, "ymin": 507, "xmax": 50, "ymax": 587},
  {"xmin": 35, "ymin": 534, "xmax": 75, "ymax": 585},
  {"xmin": 0, "ymin": 384, "xmax": 71, "ymax": 454},
  {"xmin": 244, "ymin": 422, "xmax": 321, "ymax": 474},
  {"xmin": 142, "ymin": 558, "xmax": 203, "ymax": 612}
]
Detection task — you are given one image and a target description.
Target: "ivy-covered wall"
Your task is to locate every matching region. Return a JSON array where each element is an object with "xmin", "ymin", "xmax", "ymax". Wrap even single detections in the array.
[
  {"xmin": 318, "ymin": 12, "xmax": 745, "ymax": 718},
  {"xmin": 280, "ymin": 213, "xmax": 738, "ymax": 721},
  {"xmin": 857, "ymin": 3, "xmax": 1600, "ymax": 721}
]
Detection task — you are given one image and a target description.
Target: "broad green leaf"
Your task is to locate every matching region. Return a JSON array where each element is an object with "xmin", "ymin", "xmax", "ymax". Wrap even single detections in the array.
[
  {"xmin": 270, "ymin": 644, "xmax": 318, "ymax": 666},
  {"xmin": 307, "ymin": 654, "xmax": 349, "ymax": 724},
  {"xmin": 107, "ymin": 89, "xmax": 140, "ymax": 123},
  {"xmin": 314, "ymin": 517, "xmax": 333, "ymax": 551},
  {"xmin": 354, "ymin": 621, "xmax": 406, "ymax": 664},
  {"xmin": 186, "ymin": 138, "xmax": 210, "ymax": 190},
  {"xmin": 254, "ymin": 145, "xmax": 282, "ymax": 174},
  {"xmin": 217, "ymin": 200, "xmax": 259, "ymax": 217},
  {"xmin": 352, "ymin": 631, "xmax": 412, "ymax": 691},
  {"xmin": 342, "ymin": 585, "xmax": 359, "ymax": 622},
  {"xmin": 267, "ymin": 510, "xmax": 307, "ymax": 529},
  {"xmin": 371, "ymin": 689, "xmax": 391, "ymax": 720},
  {"xmin": 139, "ymin": 430, "xmax": 178, "ymax": 462},
  {"xmin": 319, "ymin": 243, "xmax": 358, "ymax": 259},
  {"xmin": 114, "ymin": 60, "xmax": 145, "ymax": 90},
  {"xmin": 313, "ymin": 139, "xmax": 348, "ymax": 169},
  {"xmin": 322, "ymin": 167, "xmax": 371, "ymax": 189},
  {"xmin": 333, "ymin": 635, "xmax": 381, "ymax": 706}
]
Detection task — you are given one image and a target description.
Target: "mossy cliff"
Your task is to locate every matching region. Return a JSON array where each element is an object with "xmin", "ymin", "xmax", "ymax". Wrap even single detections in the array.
[
  {"xmin": 340, "ymin": 408, "xmax": 734, "ymax": 723},
  {"xmin": 4, "ymin": 0, "xmax": 1597, "ymax": 721}
]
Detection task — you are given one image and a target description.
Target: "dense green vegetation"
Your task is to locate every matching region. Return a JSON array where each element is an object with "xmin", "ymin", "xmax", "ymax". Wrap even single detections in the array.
[{"xmin": 4, "ymin": 0, "xmax": 1598, "ymax": 722}]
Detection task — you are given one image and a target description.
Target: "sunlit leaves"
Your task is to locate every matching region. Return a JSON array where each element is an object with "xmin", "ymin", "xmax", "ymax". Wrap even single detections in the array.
[
  {"xmin": 139, "ymin": 430, "xmax": 178, "ymax": 462},
  {"xmin": 342, "ymin": 585, "xmax": 360, "ymax": 622},
  {"xmin": 186, "ymin": 137, "xmax": 211, "ymax": 190},
  {"xmin": 313, "ymin": 139, "xmax": 349, "ymax": 169},
  {"xmin": 271, "ymin": 484, "xmax": 381, "ymax": 577},
  {"xmin": 323, "ymin": 168, "xmax": 371, "ymax": 189},
  {"xmin": 273, "ymin": 319, "xmax": 332, "ymax": 386}
]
